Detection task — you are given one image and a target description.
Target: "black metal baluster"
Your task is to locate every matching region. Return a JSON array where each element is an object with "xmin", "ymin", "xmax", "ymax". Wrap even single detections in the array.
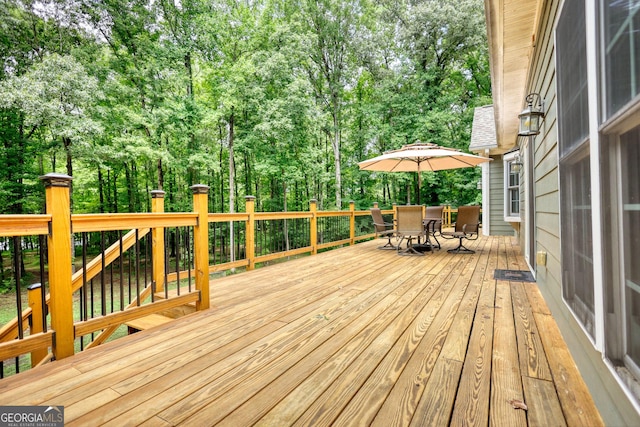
[
  {"xmin": 39, "ymin": 235, "xmax": 47, "ymax": 333},
  {"xmin": 187, "ymin": 227, "xmax": 192, "ymax": 292},
  {"xmin": 109, "ymin": 233, "xmax": 114, "ymax": 313},
  {"xmin": 80, "ymin": 233, "xmax": 88, "ymax": 351},
  {"xmin": 149, "ymin": 231, "xmax": 155, "ymax": 303},
  {"xmin": 176, "ymin": 227, "xmax": 181, "ymax": 295},
  {"xmin": 100, "ymin": 231, "xmax": 106, "ymax": 316},
  {"xmin": 127, "ymin": 238, "xmax": 132, "ymax": 304},
  {"xmin": 164, "ymin": 228, "xmax": 169, "ymax": 299},
  {"xmin": 119, "ymin": 231, "xmax": 124, "ymax": 311},
  {"xmin": 13, "ymin": 237, "xmax": 23, "ymax": 374},
  {"xmin": 13, "ymin": 237, "xmax": 23, "ymax": 340},
  {"xmin": 144, "ymin": 233, "xmax": 149, "ymax": 295},
  {"xmin": 135, "ymin": 229, "xmax": 140, "ymax": 306}
]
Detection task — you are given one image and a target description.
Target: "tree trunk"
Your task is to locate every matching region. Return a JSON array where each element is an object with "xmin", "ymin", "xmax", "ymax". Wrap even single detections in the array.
[
  {"xmin": 229, "ymin": 107, "xmax": 235, "ymax": 213},
  {"xmin": 63, "ymin": 136, "xmax": 73, "ymax": 208},
  {"xmin": 219, "ymin": 124, "xmax": 225, "ymax": 213},
  {"xmin": 125, "ymin": 164, "xmax": 134, "ymax": 213},
  {"xmin": 157, "ymin": 158, "xmax": 164, "ymax": 190},
  {"xmin": 98, "ymin": 167, "xmax": 105, "ymax": 213},
  {"xmin": 332, "ymin": 113, "xmax": 341, "ymax": 209},
  {"xmin": 228, "ymin": 107, "xmax": 235, "ymax": 263}
]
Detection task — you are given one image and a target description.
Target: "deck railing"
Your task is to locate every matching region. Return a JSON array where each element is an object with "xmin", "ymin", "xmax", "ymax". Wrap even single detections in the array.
[
  {"xmin": 0, "ymin": 175, "xmax": 396, "ymax": 377},
  {"xmin": 0, "ymin": 174, "xmax": 462, "ymax": 378}
]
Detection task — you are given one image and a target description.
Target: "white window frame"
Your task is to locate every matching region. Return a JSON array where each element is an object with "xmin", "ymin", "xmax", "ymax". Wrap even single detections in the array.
[{"xmin": 503, "ymin": 151, "xmax": 521, "ymax": 223}]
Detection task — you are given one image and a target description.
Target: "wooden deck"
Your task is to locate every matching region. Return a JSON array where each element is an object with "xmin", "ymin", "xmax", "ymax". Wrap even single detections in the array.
[{"xmin": 0, "ymin": 235, "xmax": 603, "ymax": 426}]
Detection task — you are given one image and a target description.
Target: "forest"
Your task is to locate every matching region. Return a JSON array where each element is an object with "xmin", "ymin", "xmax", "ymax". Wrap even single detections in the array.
[{"xmin": 0, "ymin": 0, "xmax": 491, "ymax": 216}]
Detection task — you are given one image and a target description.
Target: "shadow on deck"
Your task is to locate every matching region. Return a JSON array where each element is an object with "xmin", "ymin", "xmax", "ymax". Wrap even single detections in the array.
[{"xmin": 0, "ymin": 235, "xmax": 602, "ymax": 426}]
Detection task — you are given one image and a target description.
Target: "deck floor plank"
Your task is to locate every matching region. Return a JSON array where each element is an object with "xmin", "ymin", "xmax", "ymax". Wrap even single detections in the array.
[
  {"xmin": 522, "ymin": 376, "xmax": 567, "ymax": 427},
  {"xmin": 0, "ymin": 236, "xmax": 603, "ymax": 427},
  {"xmin": 511, "ymin": 281, "xmax": 553, "ymax": 382},
  {"xmin": 490, "ymin": 281, "xmax": 528, "ymax": 427}
]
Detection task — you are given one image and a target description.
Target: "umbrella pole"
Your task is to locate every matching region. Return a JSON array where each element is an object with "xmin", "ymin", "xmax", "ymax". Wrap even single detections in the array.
[{"xmin": 417, "ymin": 166, "xmax": 422, "ymax": 205}]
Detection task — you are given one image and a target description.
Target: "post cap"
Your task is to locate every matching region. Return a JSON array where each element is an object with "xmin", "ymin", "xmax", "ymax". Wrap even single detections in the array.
[
  {"xmin": 39, "ymin": 173, "xmax": 73, "ymax": 187},
  {"xmin": 244, "ymin": 195, "xmax": 256, "ymax": 201},
  {"xmin": 150, "ymin": 190, "xmax": 166, "ymax": 199},
  {"xmin": 190, "ymin": 184, "xmax": 210, "ymax": 194}
]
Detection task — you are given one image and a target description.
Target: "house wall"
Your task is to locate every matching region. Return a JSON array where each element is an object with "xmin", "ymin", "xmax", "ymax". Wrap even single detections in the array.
[
  {"xmin": 487, "ymin": 157, "xmax": 514, "ymax": 236},
  {"xmin": 523, "ymin": 1, "xmax": 640, "ymax": 424}
]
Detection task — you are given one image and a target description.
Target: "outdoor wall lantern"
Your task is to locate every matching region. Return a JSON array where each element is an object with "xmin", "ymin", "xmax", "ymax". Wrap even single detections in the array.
[
  {"xmin": 511, "ymin": 154, "xmax": 523, "ymax": 173},
  {"xmin": 518, "ymin": 93, "xmax": 545, "ymax": 136}
]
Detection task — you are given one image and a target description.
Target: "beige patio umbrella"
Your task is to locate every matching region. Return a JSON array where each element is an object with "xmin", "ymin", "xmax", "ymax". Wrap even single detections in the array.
[{"xmin": 358, "ymin": 142, "xmax": 492, "ymax": 203}]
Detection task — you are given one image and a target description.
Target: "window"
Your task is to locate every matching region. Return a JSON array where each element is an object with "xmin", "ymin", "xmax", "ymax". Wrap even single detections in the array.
[
  {"xmin": 560, "ymin": 148, "xmax": 595, "ymax": 336},
  {"xmin": 604, "ymin": 0, "xmax": 640, "ymax": 116},
  {"xmin": 557, "ymin": 0, "xmax": 595, "ymax": 338},
  {"xmin": 504, "ymin": 152, "xmax": 520, "ymax": 220},
  {"xmin": 620, "ymin": 127, "xmax": 640, "ymax": 373}
]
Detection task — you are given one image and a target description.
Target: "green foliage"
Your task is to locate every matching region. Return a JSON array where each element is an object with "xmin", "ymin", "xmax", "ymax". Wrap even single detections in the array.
[{"xmin": 0, "ymin": 0, "xmax": 490, "ymax": 214}]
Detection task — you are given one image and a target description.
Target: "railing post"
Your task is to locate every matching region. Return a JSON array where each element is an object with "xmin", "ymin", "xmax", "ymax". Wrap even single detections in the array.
[
  {"xmin": 310, "ymin": 199, "xmax": 317, "ymax": 255},
  {"xmin": 40, "ymin": 173, "xmax": 74, "ymax": 360},
  {"xmin": 393, "ymin": 203, "xmax": 398, "ymax": 226},
  {"xmin": 151, "ymin": 190, "xmax": 166, "ymax": 293},
  {"xmin": 191, "ymin": 185, "xmax": 210, "ymax": 310},
  {"xmin": 28, "ymin": 283, "xmax": 47, "ymax": 366},
  {"xmin": 245, "ymin": 196, "xmax": 256, "ymax": 271},
  {"xmin": 349, "ymin": 200, "xmax": 355, "ymax": 245}
]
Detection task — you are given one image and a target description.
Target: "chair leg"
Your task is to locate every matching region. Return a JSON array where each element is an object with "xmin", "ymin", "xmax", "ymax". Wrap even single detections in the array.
[
  {"xmin": 431, "ymin": 234, "xmax": 441, "ymax": 250},
  {"xmin": 378, "ymin": 235, "xmax": 397, "ymax": 250},
  {"xmin": 398, "ymin": 236, "xmax": 425, "ymax": 256},
  {"xmin": 447, "ymin": 236, "xmax": 475, "ymax": 254}
]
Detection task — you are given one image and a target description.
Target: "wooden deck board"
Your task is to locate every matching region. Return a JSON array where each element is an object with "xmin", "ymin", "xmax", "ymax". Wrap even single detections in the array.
[{"xmin": 0, "ymin": 236, "xmax": 603, "ymax": 426}]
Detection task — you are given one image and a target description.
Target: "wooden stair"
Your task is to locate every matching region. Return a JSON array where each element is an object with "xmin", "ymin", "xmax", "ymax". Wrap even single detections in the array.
[
  {"xmin": 125, "ymin": 289, "xmax": 197, "ymax": 333},
  {"xmin": 125, "ymin": 313, "xmax": 174, "ymax": 333}
]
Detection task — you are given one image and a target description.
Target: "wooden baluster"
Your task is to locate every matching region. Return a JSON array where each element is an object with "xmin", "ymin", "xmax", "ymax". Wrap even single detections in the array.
[
  {"xmin": 310, "ymin": 199, "xmax": 318, "ymax": 255},
  {"xmin": 40, "ymin": 173, "xmax": 74, "ymax": 360},
  {"xmin": 245, "ymin": 196, "xmax": 256, "ymax": 271},
  {"xmin": 393, "ymin": 203, "xmax": 398, "ymax": 227},
  {"xmin": 191, "ymin": 185, "xmax": 210, "ymax": 310},
  {"xmin": 349, "ymin": 200, "xmax": 355, "ymax": 245}
]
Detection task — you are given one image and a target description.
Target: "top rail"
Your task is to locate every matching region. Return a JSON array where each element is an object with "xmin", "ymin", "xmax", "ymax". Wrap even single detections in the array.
[
  {"xmin": 0, "ymin": 215, "xmax": 51, "ymax": 237},
  {"xmin": 72, "ymin": 213, "xmax": 197, "ymax": 232}
]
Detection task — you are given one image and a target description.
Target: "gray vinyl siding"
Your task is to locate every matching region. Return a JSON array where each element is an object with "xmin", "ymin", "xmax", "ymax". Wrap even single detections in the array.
[
  {"xmin": 488, "ymin": 158, "xmax": 514, "ymax": 236},
  {"xmin": 525, "ymin": 1, "xmax": 639, "ymax": 424}
]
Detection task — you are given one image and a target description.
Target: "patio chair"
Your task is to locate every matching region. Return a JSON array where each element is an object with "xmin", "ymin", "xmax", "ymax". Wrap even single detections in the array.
[
  {"xmin": 423, "ymin": 205, "xmax": 444, "ymax": 250},
  {"xmin": 441, "ymin": 205, "xmax": 480, "ymax": 254},
  {"xmin": 370, "ymin": 208, "xmax": 397, "ymax": 250},
  {"xmin": 396, "ymin": 205, "xmax": 430, "ymax": 256}
]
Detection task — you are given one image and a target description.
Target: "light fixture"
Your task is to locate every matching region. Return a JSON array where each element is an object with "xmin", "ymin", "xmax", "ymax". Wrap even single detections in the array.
[
  {"xmin": 518, "ymin": 93, "xmax": 545, "ymax": 136},
  {"xmin": 511, "ymin": 153, "xmax": 523, "ymax": 173}
]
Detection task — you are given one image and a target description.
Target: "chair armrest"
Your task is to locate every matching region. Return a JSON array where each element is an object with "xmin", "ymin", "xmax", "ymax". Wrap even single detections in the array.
[
  {"xmin": 373, "ymin": 221, "xmax": 394, "ymax": 228},
  {"xmin": 461, "ymin": 223, "xmax": 479, "ymax": 234}
]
